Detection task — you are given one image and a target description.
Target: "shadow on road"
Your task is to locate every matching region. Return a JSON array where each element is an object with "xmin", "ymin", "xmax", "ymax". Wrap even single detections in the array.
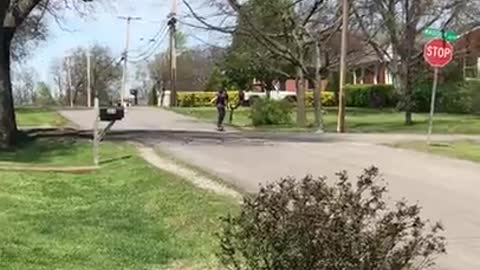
[{"xmin": 22, "ymin": 128, "xmax": 342, "ymax": 145}]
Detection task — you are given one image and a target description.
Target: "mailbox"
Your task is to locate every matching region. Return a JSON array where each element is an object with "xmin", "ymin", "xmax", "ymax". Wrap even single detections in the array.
[{"xmin": 99, "ymin": 107, "xmax": 124, "ymax": 121}]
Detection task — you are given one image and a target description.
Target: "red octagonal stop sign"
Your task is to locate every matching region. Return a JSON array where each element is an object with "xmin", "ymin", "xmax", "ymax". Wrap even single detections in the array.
[{"xmin": 424, "ymin": 38, "xmax": 454, "ymax": 68}]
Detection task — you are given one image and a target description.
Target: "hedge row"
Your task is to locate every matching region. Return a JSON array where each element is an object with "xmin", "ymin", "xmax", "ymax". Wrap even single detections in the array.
[
  {"xmin": 177, "ymin": 91, "xmax": 337, "ymax": 107},
  {"xmin": 305, "ymin": 91, "xmax": 337, "ymax": 107},
  {"xmin": 345, "ymin": 84, "xmax": 396, "ymax": 108},
  {"xmin": 413, "ymin": 80, "xmax": 480, "ymax": 114},
  {"xmin": 177, "ymin": 91, "xmax": 240, "ymax": 107},
  {"xmin": 176, "ymin": 84, "xmax": 395, "ymax": 108}
]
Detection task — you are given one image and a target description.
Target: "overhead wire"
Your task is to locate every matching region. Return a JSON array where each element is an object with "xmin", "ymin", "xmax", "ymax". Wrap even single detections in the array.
[
  {"xmin": 128, "ymin": 28, "xmax": 170, "ymax": 63},
  {"xmin": 130, "ymin": 28, "xmax": 169, "ymax": 62},
  {"xmin": 129, "ymin": 20, "xmax": 168, "ymax": 56}
]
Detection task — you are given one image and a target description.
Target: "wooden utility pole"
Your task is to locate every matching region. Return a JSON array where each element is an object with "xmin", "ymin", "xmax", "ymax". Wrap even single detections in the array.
[
  {"xmin": 86, "ymin": 48, "xmax": 92, "ymax": 108},
  {"xmin": 168, "ymin": 0, "xmax": 177, "ymax": 107},
  {"xmin": 119, "ymin": 16, "xmax": 141, "ymax": 106},
  {"xmin": 337, "ymin": 0, "xmax": 349, "ymax": 133},
  {"xmin": 93, "ymin": 97, "xmax": 99, "ymax": 166},
  {"xmin": 66, "ymin": 56, "xmax": 74, "ymax": 107}
]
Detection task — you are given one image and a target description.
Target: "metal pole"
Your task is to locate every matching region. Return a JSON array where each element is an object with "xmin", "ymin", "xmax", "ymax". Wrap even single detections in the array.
[
  {"xmin": 427, "ymin": 68, "xmax": 439, "ymax": 145},
  {"xmin": 93, "ymin": 97, "xmax": 100, "ymax": 166},
  {"xmin": 87, "ymin": 49, "xmax": 92, "ymax": 108},
  {"xmin": 337, "ymin": 0, "xmax": 349, "ymax": 133}
]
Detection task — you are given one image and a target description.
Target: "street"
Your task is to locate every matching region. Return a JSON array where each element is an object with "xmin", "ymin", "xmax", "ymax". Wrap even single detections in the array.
[{"xmin": 61, "ymin": 107, "xmax": 480, "ymax": 270}]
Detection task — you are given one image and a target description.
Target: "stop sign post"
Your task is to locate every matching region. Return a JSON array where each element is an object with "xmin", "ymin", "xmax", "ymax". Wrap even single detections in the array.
[{"xmin": 424, "ymin": 38, "xmax": 454, "ymax": 144}]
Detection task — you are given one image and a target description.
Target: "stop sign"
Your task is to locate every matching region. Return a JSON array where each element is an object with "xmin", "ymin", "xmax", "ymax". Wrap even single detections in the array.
[{"xmin": 424, "ymin": 38, "xmax": 454, "ymax": 68}]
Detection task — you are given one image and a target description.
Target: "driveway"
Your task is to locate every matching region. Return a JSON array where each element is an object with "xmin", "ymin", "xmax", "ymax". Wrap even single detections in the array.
[
  {"xmin": 60, "ymin": 107, "xmax": 480, "ymax": 270},
  {"xmin": 59, "ymin": 107, "xmax": 230, "ymax": 132}
]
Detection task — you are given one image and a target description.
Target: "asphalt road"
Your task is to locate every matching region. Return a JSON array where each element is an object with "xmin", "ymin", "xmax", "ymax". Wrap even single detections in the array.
[{"xmin": 60, "ymin": 107, "xmax": 480, "ymax": 270}]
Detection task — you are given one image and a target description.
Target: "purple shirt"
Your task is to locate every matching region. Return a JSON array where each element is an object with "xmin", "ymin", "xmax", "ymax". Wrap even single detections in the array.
[{"xmin": 216, "ymin": 92, "xmax": 228, "ymax": 108}]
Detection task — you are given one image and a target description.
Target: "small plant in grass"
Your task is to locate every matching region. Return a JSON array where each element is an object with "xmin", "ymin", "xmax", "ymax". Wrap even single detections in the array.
[
  {"xmin": 218, "ymin": 167, "xmax": 446, "ymax": 270},
  {"xmin": 250, "ymin": 98, "xmax": 293, "ymax": 126}
]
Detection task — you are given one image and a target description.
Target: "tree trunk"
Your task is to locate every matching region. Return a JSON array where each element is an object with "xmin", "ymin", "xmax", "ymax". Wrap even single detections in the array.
[
  {"xmin": 296, "ymin": 67, "xmax": 306, "ymax": 127},
  {"xmin": 404, "ymin": 76, "xmax": 413, "ymax": 125},
  {"xmin": 313, "ymin": 41, "xmax": 324, "ymax": 131},
  {"xmin": 0, "ymin": 27, "xmax": 17, "ymax": 148},
  {"xmin": 265, "ymin": 80, "xmax": 273, "ymax": 99},
  {"xmin": 403, "ymin": 0, "xmax": 415, "ymax": 126}
]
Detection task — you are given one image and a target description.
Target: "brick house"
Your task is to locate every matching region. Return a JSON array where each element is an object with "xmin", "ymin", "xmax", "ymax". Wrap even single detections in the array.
[
  {"xmin": 253, "ymin": 27, "xmax": 480, "ymax": 93},
  {"xmin": 272, "ymin": 34, "xmax": 393, "ymax": 92},
  {"xmin": 455, "ymin": 26, "xmax": 480, "ymax": 80}
]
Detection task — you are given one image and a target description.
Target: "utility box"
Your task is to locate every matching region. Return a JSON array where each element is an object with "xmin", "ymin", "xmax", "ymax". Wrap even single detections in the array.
[{"xmin": 99, "ymin": 107, "xmax": 124, "ymax": 122}]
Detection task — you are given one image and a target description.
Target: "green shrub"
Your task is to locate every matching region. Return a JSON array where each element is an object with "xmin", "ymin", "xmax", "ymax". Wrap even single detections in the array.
[
  {"xmin": 345, "ymin": 84, "xmax": 396, "ymax": 108},
  {"xmin": 412, "ymin": 81, "xmax": 480, "ymax": 114},
  {"xmin": 467, "ymin": 81, "xmax": 480, "ymax": 114},
  {"xmin": 250, "ymin": 98, "xmax": 293, "ymax": 126},
  {"xmin": 305, "ymin": 91, "xmax": 337, "ymax": 107},
  {"xmin": 218, "ymin": 167, "xmax": 446, "ymax": 270},
  {"xmin": 177, "ymin": 91, "xmax": 239, "ymax": 107}
]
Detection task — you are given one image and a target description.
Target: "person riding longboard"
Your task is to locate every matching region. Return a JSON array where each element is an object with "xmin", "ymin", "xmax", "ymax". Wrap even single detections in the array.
[{"xmin": 211, "ymin": 87, "xmax": 229, "ymax": 131}]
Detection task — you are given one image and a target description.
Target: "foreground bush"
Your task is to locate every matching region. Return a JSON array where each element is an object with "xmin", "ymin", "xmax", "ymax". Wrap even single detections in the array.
[
  {"xmin": 346, "ymin": 84, "xmax": 396, "ymax": 108},
  {"xmin": 250, "ymin": 98, "xmax": 293, "ymax": 126},
  {"xmin": 218, "ymin": 167, "xmax": 446, "ymax": 270}
]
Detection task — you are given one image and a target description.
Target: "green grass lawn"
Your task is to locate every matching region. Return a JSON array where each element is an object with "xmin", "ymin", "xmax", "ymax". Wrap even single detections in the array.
[
  {"xmin": 394, "ymin": 140, "xmax": 480, "ymax": 163},
  {"xmin": 16, "ymin": 107, "xmax": 70, "ymax": 128},
  {"xmin": 0, "ymin": 138, "xmax": 237, "ymax": 270},
  {"xmin": 172, "ymin": 107, "xmax": 480, "ymax": 134}
]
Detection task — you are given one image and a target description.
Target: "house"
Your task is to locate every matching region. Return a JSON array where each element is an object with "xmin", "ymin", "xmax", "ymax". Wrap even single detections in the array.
[
  {"xmin": 270, "ymin": 33, "xmax": 394, "ymax": 92},
  {"xmin": 455, "ymin": 26, "xmax": 480, "ymax": 80},
  {"xmin": 251, "ymin": 27, "xmax": 480, "ymax": 93}
]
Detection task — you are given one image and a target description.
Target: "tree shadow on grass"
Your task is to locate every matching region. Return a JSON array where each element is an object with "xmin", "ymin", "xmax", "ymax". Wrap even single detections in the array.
[
  {"xmin": 0, "ymin": 136, "xmax": 88, "ymax": 164},
  {"xmin": 100, "ymin": 155, "xmax": 132, "ymax": 165}
]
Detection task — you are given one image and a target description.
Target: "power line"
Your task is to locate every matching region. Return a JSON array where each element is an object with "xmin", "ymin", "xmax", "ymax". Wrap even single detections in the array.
[
  {"xmin": 129, "ymin": 21, "xmax": 168, "ymax": 55},
  {"xmin": 128, "ymin": 24, "xmax": 169, "ymax": 60},
  {"xmin": 128, "ymin": 29, "xmax": 170, "ymax": 63},
  {"xmin": 185, "ymin": 32, "xmax": 226, "ymax": 49}
]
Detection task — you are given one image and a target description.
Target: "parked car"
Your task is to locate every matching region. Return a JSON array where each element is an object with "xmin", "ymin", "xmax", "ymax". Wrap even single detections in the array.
[{"xmin": 244, "ymin": 90, "xmax": 297, "ymax": 105}]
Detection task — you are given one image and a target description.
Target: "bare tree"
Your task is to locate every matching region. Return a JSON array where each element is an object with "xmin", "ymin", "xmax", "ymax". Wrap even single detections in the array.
[
  {"xmin": 148, "ymin": 45, "xmax": 224, "ymax": 91},
  {"xmin": 133, "ymin": 61, "xmax": 151, "ymax": 101},
  {"xmin": 352, "ymin": 0, "xmax": 480, "ymax": 125},
  {"xmin": 61, "ymin": 44, "xmax": 121, "ymax": 106},
  {"xmin": 183, "ymin": 0, "xmax": 341, "ymax": 129},
  {"xmin": 50, "ymin": 58, "xmax": 67, "ymax": 105},
  {"xmin": 12, "ymin": 65, "xmax": 38, "ymax": 105},
  {"xmin": 11, "ymin": 12, "xmax": 48, "ymax": 63},
  {"xmin": 0, "ymin": 0, "xmax": 95, "ymax": 148}
]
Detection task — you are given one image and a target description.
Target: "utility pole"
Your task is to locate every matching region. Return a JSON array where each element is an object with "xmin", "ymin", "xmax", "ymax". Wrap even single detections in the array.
[
  {"xmin": 168, "ymin": 0, "xmax": 177, "ymax": 107},
  {"xmin": 86, "ymin": 48, "xmax": 92, "ymax": 108},
  {"xmin": 337, "ymin": 0, "xmax": 349, "ymax": 133},
  {"xmin": 118, "ymin": 16, "xmax": 141, "ymax": 106},
  {"xmin": 66, "ymin": 56, "xmax": 74, "ymax": 107}
]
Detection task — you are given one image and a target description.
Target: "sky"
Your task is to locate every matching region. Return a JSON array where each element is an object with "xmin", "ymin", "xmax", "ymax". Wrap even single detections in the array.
[{"xmin": 26, "ymin": 0, "xmax": 228, "ymax": 86}]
